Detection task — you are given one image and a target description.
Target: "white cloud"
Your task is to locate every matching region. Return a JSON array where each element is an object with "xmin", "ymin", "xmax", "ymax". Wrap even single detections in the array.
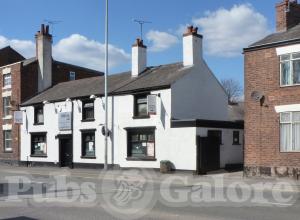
[
  {"xmin": 53, "ymin": 34, "xmax": 130, "ymax": 70},
  {"xmin": 146, "ymin": 30, "xmax": 179, "ymax": 52},
  {"xmin": 0, "ymin": 34, "xmax": 130, "ymax": 71},
  {"xmin": 0, "ymin": 35, "xmax": 35, "ymax": 58},
  {"xmin": 192, "ymin": 4, "xmax": 270, "ymax": 57}
]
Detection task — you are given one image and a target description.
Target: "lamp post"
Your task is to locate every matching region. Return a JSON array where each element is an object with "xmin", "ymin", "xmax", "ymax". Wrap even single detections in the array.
[{"xmin": 104, "ymin": 0, "xmax": 109, "ymax": 170}]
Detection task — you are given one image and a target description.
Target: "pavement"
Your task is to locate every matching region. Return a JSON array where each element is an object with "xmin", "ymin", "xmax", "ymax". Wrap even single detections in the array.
[{"xmin": 0, "ymin": 165, "xmax": 299, "ymax": 220}]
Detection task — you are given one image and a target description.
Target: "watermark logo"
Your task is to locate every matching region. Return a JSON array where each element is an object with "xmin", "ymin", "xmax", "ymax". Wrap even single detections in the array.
[{"xmin": 100, "ymin": 169, "xmax": 156, "ymax": 220}]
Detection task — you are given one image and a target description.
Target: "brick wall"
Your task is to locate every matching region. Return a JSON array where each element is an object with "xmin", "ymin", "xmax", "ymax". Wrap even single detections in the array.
[
  {"xmin": 276, "ymin": 0, "xmax": 300, "ymax": 32},
  {"xmin": 245, "ymin": 46, "xmax": 300, "ymax": 178}
]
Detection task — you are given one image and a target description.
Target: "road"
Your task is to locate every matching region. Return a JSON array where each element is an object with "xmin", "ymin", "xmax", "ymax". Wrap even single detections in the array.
[{"xmin": 0, "ymin": 166, "xmax": 299, "ymax": 220}]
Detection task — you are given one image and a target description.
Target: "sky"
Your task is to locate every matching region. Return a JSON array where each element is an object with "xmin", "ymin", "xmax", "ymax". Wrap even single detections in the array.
[{"xmin": 0, "ymin": 0, "xmax": 280, "ymax": 88}]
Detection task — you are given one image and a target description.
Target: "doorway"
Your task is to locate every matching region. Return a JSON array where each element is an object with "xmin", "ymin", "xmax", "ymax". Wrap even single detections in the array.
[{"xmin": 59, "ymin": 135, "xmax": 73, "ymax": 168}]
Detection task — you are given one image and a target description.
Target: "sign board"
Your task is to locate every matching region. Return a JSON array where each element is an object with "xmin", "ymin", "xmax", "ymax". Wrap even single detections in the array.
[
  {"xmin": 58, "ymin": 112, "xmax": 72, "ymax": 131},
  {"xmin": 147, "ymin": 95, "xmax": 157, "ymax": 115},
  {"xmin": 14, "ymin": 111, "xmax": 23, "ymax": 124}
]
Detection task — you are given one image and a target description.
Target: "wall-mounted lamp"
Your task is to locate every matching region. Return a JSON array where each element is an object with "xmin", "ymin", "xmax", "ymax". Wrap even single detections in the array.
[
  {"xmin": 43, "ymin": 100, "xmax": 50, "ymax": 105},
  {"xmin": 90, "ymin": 94, "xmax": 97, "ymax": 99},
  {"xmin": 65, "ymin": 98, "xmax": 71, "ymax": 102}
]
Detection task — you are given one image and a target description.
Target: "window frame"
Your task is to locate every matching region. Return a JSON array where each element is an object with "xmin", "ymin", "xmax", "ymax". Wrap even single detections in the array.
[
  {"xmin": 232, "ymin": 130, "xmax": 240, "ymax": 145},
  {"xmin": 81, "ymin": 130, "xmax": 96, "ymax": 159},
  {"xmin": 280, "ymin": 112, "xmax": 300, "ymax": 152},
  {"xmin": 82, "ymin": 100, "xmax": 95, "ymax": 121},
  {"xmin": 126, "ymin": 127, "xmax": 156, "ymax": 161},
  {"xmin": 3, "ymin": 96, "xmax": 11, "ymax": 118},
  {"xmin": 280, "ymin": 52, "xmax": 300, "ymax": 87},
  {"xmin": 30, "ymin": 132, "xmax": 47, "ymax": 157},
  {"xmin": 3, "ymin": 73, "xmax": 11, "ymax": 88},
  {"xmin": 133, "ymin": 93, "xmax": 150, "ymax": 119},
  {"xmin": 34, "ymin": 105, "xmax": 44, "ymax": 125},
  {"xmin": 69, "ymin": 71, "xmax": 76, "ymax": 81},
  {"xmin": 3, "ymin": 130, "xmax": 12, "ymax": 153}
]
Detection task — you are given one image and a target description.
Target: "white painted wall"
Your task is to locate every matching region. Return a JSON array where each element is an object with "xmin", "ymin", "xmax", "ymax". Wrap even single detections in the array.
[
  {"xmin": 171, "ymin": 60, "xmax": 228, "ymax": 121},
  {"xmin": 20, "ymin": 89, "xmax": 197, "ymax": 170},
  {"xmin": 132, "ymin": 45, "xmax": 147, "ymax": 77},
  {"xmin": 197, "ymin": 128, "xmax": 244, "ymax": 168},
  {"xmin": 183, "ymin": 35, "xmax": 202, "ymax": 66}
]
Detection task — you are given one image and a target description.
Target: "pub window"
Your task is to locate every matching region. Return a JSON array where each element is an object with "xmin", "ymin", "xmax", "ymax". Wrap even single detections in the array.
[
  {"xmin": 31, "ymin": 133, "xmax": 47, "ymax": 156},
  {"xmin": 81, "ymin": 131, "xmax": 95, "ymax": 157},
  {"xmin": 233, "ymin": 131, "xmax": 240, "ymax": 145},
  {"xmin": 3, "ymin": 96, "xmax": 11, "ymax": 117},
  {"xmin": 127, "ymin": 128, "xmax": 155, "ymax": 159},
  {"xmin": 134, "ymin": 94, "xmax": 148, "ymax": 117},
  {"xmin": 3, "ymin": 73, "xmax": 11, "ymax": 88},
  {"xmin": 82, "ymin": 100, "xmax": 94, "ymax": 121},
  {"xmin": 34, "ymin": 105, "xmax": 44, "ymax": 124},
  {"xmin": 280, "ymin": 112, "xmax": 300, "ymax": 152},
  {"xmin": 3, "ymin": 130, "xmax": 12, "ymax": 152},
  {"xmin": 69, "ymin": 71, "xmax": 76, "ymax": 81}
]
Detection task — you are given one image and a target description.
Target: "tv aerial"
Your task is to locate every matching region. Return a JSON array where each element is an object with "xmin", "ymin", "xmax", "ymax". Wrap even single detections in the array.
[
  {"xmin": 133, "ymin": 19, "xmax": 152, "ymax": 40},
  {"xmin": 43, "ymin": 19, "xmax": 62, "ymax": 37}
]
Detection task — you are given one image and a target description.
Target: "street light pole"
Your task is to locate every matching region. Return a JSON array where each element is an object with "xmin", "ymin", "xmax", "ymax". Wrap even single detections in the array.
[{"xmin": 104, "ymin": 0, "xmax": 109, "ymax": 170}]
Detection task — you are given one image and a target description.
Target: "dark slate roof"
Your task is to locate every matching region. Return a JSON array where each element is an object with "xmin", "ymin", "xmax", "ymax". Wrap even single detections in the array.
[
  {"xmin": 228, "ymin": 102, "xmax": 244, "ymax": 122},
  {"xmin": 245, "ymin": 24, "xmax": 300, "ymax": 51},
  {"xmin": 21, "ymin": 62, "xmax": 190, "ymax": 106},
  {"xmin": 0, "ymin": 46, "xmax": 25, "ymax": 67}
]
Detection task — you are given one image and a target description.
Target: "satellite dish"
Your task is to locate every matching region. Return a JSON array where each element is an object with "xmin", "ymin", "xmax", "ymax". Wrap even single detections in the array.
[{"xmin": 251, "ymin": 91, "xmax": 264, "ymax": 102}]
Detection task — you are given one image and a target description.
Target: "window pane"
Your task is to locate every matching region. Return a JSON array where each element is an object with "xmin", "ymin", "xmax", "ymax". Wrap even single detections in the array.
[
  {"xmin": 137, "ymin": 97, "xmax": 147, "ymax": 104},
  {"xmin": 3, "ymin": 97, "xmax": 11, "ymax": 117},
  {"xmin": 82, "ymin": 133, "xmax": 95, "ymax": 157},
  {"xmin": 281, "ymin": 62, "xmax": 291, "ymax": 85},
  {"xmin": 32, "ymin": 134, "xmax": 47, "ymax": 155},
  {"xmin": 292, "ymin": 112, "xmax": 300, "ymax": 122},
  {"xmin": 138, "ymin": 103, "xmax": 147, "ymax": 116},
  {"xmin": 293, "ymin": 59, "xmax": 300, "ymax": 84},
  {"xmin": 4, "ymin": 131, "xmax": 12, "ymax": 151},
  {"xmin": 280, "ymin": 112, "xmax": 291, "ymax": 123},
  {"xmin": 293, "ymin": 124, "xmax": 300, "ymax": 151},
  {"xmin": 3, "ymin": 74, "xmax": 11, "ymax": 87},
  {"xmin": 292, "ymin": 53, "xmax": 300, "ymax": 59},
  {"xmin": 131, "ymin": 143, "xmax": 146, "ymax": 157},
  {"xmin": 281, "ymin": 54, "xmax": 290, "ymax": 61},
  {"xmin": 280, "ymin": 124, "xmax": 292, "ymax": 152}
]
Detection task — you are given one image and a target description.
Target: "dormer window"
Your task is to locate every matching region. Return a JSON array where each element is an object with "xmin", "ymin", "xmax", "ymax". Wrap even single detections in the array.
[{"xmin": 280, "ymin": 52, "xmax": 300, "ymax": 86}]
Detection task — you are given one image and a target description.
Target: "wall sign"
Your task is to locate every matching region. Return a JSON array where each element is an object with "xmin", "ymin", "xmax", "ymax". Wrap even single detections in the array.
[
  {"xmin": 147, "ymin": 95, "xmax": 157, "ymax": 115},
  {"xmin": 14, "ymin": 111, "xmax": 23, "ymax": 124},
  {"xmin": 58, "ymin": 112, "xmax": 72, "ymax": 131}
]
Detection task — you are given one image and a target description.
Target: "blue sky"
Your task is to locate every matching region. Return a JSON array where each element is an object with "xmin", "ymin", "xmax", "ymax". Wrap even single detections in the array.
[{"xmin": 0, "ymin": 0, "xmax": 280, "ymax": 88}]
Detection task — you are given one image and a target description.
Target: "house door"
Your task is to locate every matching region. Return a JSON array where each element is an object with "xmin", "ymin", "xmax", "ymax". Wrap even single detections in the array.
[
  {"xmin": 59, "ymin": 136, "xmax": 73, "ymax": 168},
  {"xmin": 196, "ymin": 136, "xmax": 220, "ymax": 174}
]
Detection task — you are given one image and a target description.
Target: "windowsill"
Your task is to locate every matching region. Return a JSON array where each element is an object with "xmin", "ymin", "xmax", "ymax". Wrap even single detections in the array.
[
  {"xmin": 280, "ymin": 84, "xmax": 300, "ymax": 88},
  {"xmin": 132, "ymin": 115, "xmax": 150, "ymax": 119},
  {"xmin": 2, "ymin": 86, "xmax": 11, "ymax": 90},
  {"xmin": 232, "ymin": 143, "xmax": 241, "ymax": 146},
  {"xmin": 126, "ymin": 157, "xmax": 157, "ymax": 161},
  {"xmin": 3, "ymin": 150, "xmax": 13, "ymax": 153},
  {"xmin": 30, "ymin": 154, "xmax": 47, "ymax": 158},
  {"xmin": 2, "ymin": 115, "xmax": 12, "ymax": 120},
  {"xmin": 81, "ymin": 119, "xmax": 95, "ymax": 122},
  {"xmin": 81, "ymin": 156, "xmax": 96, "ymax": 159},
  {"xmin": 33, "ymin": 123, "xmax": 44, "ymax": 126}
]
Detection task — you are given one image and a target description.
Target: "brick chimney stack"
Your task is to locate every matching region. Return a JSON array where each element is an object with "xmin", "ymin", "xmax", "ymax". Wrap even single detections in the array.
[
  {"xmin": 276, "ymin": 0, "xmax": 300, "ymax": 32},
  {"xmin": 35, "ymin": 24, "xmax": 53, "ymax": 92}
]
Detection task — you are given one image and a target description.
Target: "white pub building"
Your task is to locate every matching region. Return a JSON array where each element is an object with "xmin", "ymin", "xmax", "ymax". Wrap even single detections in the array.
[{"xmin": 19, "ymin": 26, "xmax": 243, "ymax": 173}]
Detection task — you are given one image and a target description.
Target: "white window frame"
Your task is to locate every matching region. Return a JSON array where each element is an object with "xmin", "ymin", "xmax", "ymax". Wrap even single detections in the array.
[
  {"xmin": 280, "ymin": 52, "xmax": 300, "ymax": 87},
  {"xmin": 69, "ymin": 71, "xmax": 76, "ymax": 81},
  {"xmin": 280, "ymin": 112, "xmax": 300, "ymax": 152},
  {"xmin": 3, "ymin": 96, "xmax": 11, "ymax": 118},
  {"xmin": 3, "ymin": 73, "xmax": 11, "ymax": 89},
  {"xmin": 3, "ymin": 130, "xmax": 12, "ymax": 152}
]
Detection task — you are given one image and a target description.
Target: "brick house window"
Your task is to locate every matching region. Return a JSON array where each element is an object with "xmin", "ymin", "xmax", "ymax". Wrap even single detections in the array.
[
  {"xmin": 31, "ymin": 133, "xmax": 47, "ymax": 156},
  {"xmin": 280, "ymin": 53, "xmax": 300, "ymax": 86},
  {"xmin": 3, "ymin": 96, "xmax": 11, "ymax": 117},
  {"xmin": 280, "ymin": 112, "xmax": 300, "ymax": 152},
  {"xmin": 3, "ymin": 74, "xmax": 11, "ymax": 88},
  {"xmin": 3, "ymin": 130, "xmax": 12, "ymax": 152},
  {"xmin": 82, "ymin": 100, "xmax": 94, "ymax": 121},
  {"xmin": 127, "ymin": 128, "xmax": 155, "ymax": 159},
  {"xmin": 34, "ymin": 105, "xmax": 44, "ymax": 125},
  {"xmin": 81, "ymin": 130, "xmax": 96, "ymax": 158},
  {"xmin": 134, "ymin": 94, "xmax": 149, "ymax": 118},
  {"xmin": 69, "ymin": 71, "xmax": 76, "ymax": 81}
]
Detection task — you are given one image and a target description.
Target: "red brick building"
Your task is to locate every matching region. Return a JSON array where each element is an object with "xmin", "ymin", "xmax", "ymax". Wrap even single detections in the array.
[
  {"xmin": 0, "ymin": 24, "xmax": 102, "ymax": 165},
  {"xmin": 244, "ymin": 0, "xmax": 300, "ymax": 178}
]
